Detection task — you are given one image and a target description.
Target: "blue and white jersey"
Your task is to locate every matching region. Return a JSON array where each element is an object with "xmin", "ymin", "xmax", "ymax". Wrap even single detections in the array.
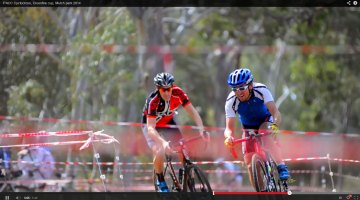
[{"xmin": 225, "ymin": 82, "xmax": 274, "ymax": 127}]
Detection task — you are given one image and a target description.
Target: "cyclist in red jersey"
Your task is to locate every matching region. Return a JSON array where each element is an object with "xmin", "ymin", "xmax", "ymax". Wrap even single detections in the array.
[{"xmin": 142, "ymin": 72, "xmax": 207, "ymax": 192}]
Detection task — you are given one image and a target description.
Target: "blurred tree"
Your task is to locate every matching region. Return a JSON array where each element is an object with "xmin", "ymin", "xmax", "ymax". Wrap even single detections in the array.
[
  {"xmin": 0, "ymin": 8, "xmax": 70, "ymax": 118},
  {"xmin": 0, "ymin": 7, "xmax": 359, "ymax": 133}
]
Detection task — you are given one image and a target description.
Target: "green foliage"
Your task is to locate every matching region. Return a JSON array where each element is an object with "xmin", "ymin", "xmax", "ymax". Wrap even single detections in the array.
[
  {"xmin": 289, "ymin": 54, "xmax": 358, "ymax": 132},
  {"xmin": 7, "ymin": 80, "xmax": 45, "ymax": 116},
  {"xmin": 1, "ymin": 8, "xmax": 359, "ymax": 193},
  {"xmin": 0, "ymin": 7, "xmax": 359, "ymax": 134}
]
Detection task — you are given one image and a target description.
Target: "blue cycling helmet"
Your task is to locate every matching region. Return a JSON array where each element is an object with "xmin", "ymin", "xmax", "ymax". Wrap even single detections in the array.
[{"xmin": 227, "ymin": 68, "xmax": 254, "ymax": 87}]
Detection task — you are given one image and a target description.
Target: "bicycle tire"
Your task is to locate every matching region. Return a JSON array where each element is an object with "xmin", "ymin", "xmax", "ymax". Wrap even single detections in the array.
[
  {"xmin": 268, "ymin": 159, "xmax": 288, "ymax": 200},
  {"xmin": 269, "ymin": 159, "xmax": 280, "ymax": 192},
  {"xmin": 251, "ymin": 154, "xmax": 270, "ymax": 192},
  {"xmin": 183, "ymin": 164, "xmax": 212, "ymax": 193}
]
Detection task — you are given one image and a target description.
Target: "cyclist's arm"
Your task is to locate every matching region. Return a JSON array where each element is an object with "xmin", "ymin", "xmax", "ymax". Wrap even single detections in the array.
[
  {"xmin": 147, "ymin": 117, "xmax": 169, "ymax": 147},
  {"xmin": 224, "ymin": 117, "xmax": 236, "ymax": 138},
  {"xmin": 266, "ymin": 101, "xmax": 282, "ymax": 126},
  {"xmin": 183, "ymin": 103, "xmax": 204, "ymax": 133}
]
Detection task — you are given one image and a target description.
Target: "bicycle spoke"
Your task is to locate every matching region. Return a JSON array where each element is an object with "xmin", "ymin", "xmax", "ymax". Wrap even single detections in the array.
[
  {"xmin": 185, "ymin": 165, "xmax": 212, "ymax": 193},
  {"xmin": 269, "ymin": 157, "xmax": 289, "ymax": 192},
  {"xmin": 252, "ymin": 154, "xmax": 270, "ymax": 192},
  {"xmin": 269, "ymin": 160, "xmax": 279, "ymax": 192}
]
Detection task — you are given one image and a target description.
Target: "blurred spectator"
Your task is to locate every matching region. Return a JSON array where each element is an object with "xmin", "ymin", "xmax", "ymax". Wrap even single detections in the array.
[
  {"xmin": 0, "ymin": 148, "xmax": 12, "ymax": 177},
  {"xmin": 17, "ymin": 146, "xmax": 55, "ymax": 180},
  {"xmin": 215, "ymin": 157, "xmax": 243, "ymax": 191},
  {"xmin": 16, "ymin": 135, "xmax": 56, "ymax": 189}
]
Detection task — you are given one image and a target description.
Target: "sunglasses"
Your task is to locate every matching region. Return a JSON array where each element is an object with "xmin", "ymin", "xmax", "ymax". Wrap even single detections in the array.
[
  {"xmin": 231, "ymin": 85, "xmax": 249, "ymax": 92},
  {"xmin": 159, "ymin": 87, "xmax": 173, "ymax": 93}
]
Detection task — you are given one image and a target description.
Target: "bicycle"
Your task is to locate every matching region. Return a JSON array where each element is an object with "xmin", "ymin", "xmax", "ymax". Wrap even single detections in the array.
[
  {"xmin": 0, "ymin": 166, "xmax": 70, "ymax": 192},
  {"xmin": 0, "ymin": 147, "xmax": 71, "ymax": 192},
  {"xmin": 153, "ymin": 131, "xmax": 212, "ymax": 193},
  {"xmin": 0, "ymin": 168, "xmax": 24, "ymax": 192},
  {"xmin": 230, "ymin": 129, "xmax": 289, "ymax": 192}
]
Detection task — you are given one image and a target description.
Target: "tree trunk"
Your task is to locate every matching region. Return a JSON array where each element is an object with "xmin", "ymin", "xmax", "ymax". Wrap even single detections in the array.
[
  {"xmin": 127, "ymin": 8, "xmax": 165, "ymax": 121},
  {"xmin": 213, "ymin": 48, "xmax": 242, "ymax": 127}
]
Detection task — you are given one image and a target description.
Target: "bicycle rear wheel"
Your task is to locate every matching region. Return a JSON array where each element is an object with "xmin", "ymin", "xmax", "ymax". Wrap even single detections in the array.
[
  {"xmin": 184, "ymin": 164, "xmax": 212, "ymax": 193},
  {"xmin": 251, "ymin": 154, "xmax": 270, "ymax": 192}
]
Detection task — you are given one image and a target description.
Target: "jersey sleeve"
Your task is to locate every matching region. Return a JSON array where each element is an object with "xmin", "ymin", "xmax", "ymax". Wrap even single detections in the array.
[
  {"xmin": 146, "ymin": 96, "xmax": 159, "ymax": 118},
  {"xmin": 225, "ymin": 92, "xmax": 237, "ymax": 118},
  {"xmin": 173, "ymin": 87, "xmax": 190, "ymax": 106},
  {"xmin": 258, "ymin": 87, "xmax": 274, "ymax": 103},
  {"xmin": 181, "ymin": 92, "xmax": 190, "ymax": 106}
]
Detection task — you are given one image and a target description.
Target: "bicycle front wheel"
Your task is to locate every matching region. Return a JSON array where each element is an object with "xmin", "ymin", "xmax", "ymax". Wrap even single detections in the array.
[
  {"xmin": 269, "ymin": 159, "xmax": 289, "ymax": 192},
  {"xmin": 251, "ymin": 154, "xmax": 270, "ymax": 192},
  {"xmin": 183, "ymin": 164, "xmax": 212, "ymax": 192}
]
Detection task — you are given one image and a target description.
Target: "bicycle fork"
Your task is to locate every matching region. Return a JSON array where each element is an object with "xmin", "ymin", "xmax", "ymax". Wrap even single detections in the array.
[{"xmin": 265, "ymin": 161, "xmax": 276, "ymax": 192}]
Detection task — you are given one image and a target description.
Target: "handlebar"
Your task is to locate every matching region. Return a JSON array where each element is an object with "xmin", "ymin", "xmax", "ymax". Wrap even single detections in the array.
[
  {"xmin": 234, "ymin": 130, "xmax": 273, "ymax": 144},
  {"xmin": 169, "ymin": 131, "xmax": 210, "ymax": 151},
  {"xmin": 229, "ymin": 130, "xmax": 273, "ymax": 159}
]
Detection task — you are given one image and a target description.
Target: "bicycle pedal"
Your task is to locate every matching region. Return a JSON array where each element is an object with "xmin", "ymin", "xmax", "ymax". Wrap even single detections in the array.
[{"xmin": 287, "ymin": 178, "xmax": 296, "ymax": 184}]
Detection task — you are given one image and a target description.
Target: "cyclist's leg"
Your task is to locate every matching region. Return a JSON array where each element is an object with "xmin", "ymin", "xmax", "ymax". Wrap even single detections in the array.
[
  {"xmin": 259, "ymin": 122, "xmax": 283, "ymax": 163},
  {"xmin": 142, "ymin": 125, "xmax": 165, "ymax": 171},
  {"xmin": 259, "ymin": 122, "xmax": 289, "ymax": 180},
  {"xmin": 242, "ymin": 128, "xmax": 256, "ymax": 190},
  {"xmin": 142, "ymin": 125, "xmax": 169, "ymax": 192},
  {"xmin": 156, "ymin": 122, "xmax": 183, "ymax": 192},
  {"xmin": 160, "ymin": 119, "xmax": 184, "ymax": 164}
]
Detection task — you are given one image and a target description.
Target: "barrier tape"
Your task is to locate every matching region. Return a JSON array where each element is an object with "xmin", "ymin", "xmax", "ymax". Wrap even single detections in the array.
[
  {"xmin": 0, "ymin": 44, "xmax": 357, "ymax": 55},
  {"xmin": 0, "ymin": 138, "xmax": 115, "ymax": 148},
  {"xmin": 0, "ymin": 130, "xmax": 91, "ymax": 138},
  {"xmin": 0, "ymin": 179, "xmax": 73, "ymax": 185},
  {"xmin": 1, "ymin": 115, "xmax": 359, "ymax": 137},
  {"xmin": 283, "ymin": 156, "xmax": 328, "ymax": 162},
  {"xmin": 330, "ymin": 172, "xmax": 360, "ymax": 181},
  {"xmin": 79, "ymin": 130, "xmax": 119, "ymax": 151},
  {"xmin": 0, "ymin": 178, "xmax": 106, "ymax": 185},
  {"xmin": 81, "ymin": 169, "xmax": 321, "ymax": 175},
  {"xmin": 3, "ymin": 156, "xmax": 360, "ymax": 166},
  {"xmin": 0, "ymin": 115, "xmax": 221, "ymax": 131},
  {"xmin": 2, "ymin": 170, "xmax": 358, "ymax": 185}
]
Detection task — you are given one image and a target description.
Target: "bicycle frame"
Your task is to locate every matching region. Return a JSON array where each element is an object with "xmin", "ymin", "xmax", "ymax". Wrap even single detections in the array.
[
  {"xmin": 163, "ymin": 135, "xmax": 201, "ymax": 191},
  {"xmin": 163, "ymin": 145, "xmax": 192, "ymax": 191},
  {"xmin": 230, "ymin": 130, "xmax": 288, "ymax": 192},
  {"xmin": 154, "ymin": 132, "xmax": 212, "ymax": 193}
]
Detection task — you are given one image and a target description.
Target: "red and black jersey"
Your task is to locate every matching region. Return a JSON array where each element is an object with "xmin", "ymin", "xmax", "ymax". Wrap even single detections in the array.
[{"xmin": 142, "ymin": 85, "xmax": 190, "ymax": 126}]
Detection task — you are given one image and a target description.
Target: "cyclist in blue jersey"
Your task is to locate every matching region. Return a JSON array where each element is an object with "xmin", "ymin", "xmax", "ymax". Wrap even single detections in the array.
[{"xmin": 223, "ymin": 68, "xmax": 290, "ymax": 189}]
